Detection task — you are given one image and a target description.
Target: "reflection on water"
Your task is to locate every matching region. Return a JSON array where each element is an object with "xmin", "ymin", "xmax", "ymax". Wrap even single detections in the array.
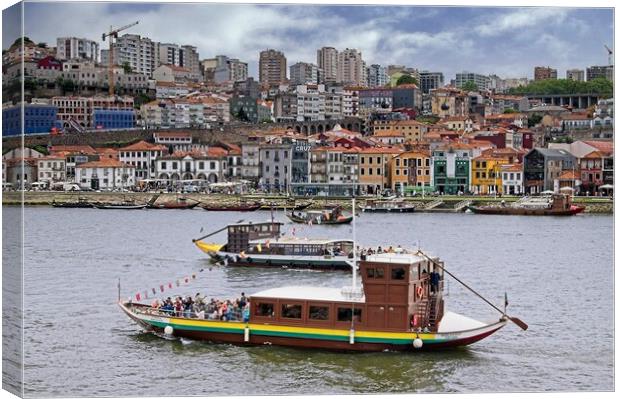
[{"xmin": 11, "ymin": 207, "xmax": 614, "ymax": 396}]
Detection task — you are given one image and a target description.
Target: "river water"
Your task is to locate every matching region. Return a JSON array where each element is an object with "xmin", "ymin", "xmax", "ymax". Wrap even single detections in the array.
[{"xmin": 3, "ymin": 206, "xmax": 614, "ymax": 396}]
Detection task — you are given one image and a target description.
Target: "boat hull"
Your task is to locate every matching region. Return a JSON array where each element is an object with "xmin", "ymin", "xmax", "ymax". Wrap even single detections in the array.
[
  {"xmin": 148, "ymin": 202, "xmax": 199, "ymax": 209},
  {"xmin": 361, "ymin": 207, "xmax": 415, "ymax": 213},
  {"xmin": 287, "ymin": 214, "xmax": 353, "ymax": 225},
  {"xmin": 202, "ymin": 204, "xmax": 261, "ymax": 212},
  {"xmin": 207, "ymin": 250, "xmax": 353, "ymax": 270},
  {"xmin": 467, "ymin": 205, "xmax": 585, "ymax": 216},
  {"xmin": 119, "ymin": 302, "xmax": 506, "ymax": 352},
  {"xmin": 94, "ymin": 204, "xmax": 147, "ymax": 210},
  {"xmin": 51, "ymin": 202, "xmax": 93, "ymax": 208}
]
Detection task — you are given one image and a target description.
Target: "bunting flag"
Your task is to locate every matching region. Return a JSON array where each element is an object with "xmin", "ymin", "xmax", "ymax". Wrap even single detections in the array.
[
  {"xmin": 130, "ymin": 265, "xmax": 217, "ymax": 302},
  {"xmin": 160, "ymin": 285, "xmax": 165, "ymax": 293},
  {"xmin": 184, "ymin": 277, "xmax": 190, "ymax": 284},
  {"xmin": 144, "ymin": 290, "xmax": 149, "ymax": 299},
  {"xmin": 192, "ymin": 274, "xmax": 196, "ymax": 279},
  {"xmin": 176, "ymin": 279, "xmax": 180, "ymax": 287},
  {"xmin": 265, "ymin": 240, "xmax": 270, "ymax": 249},
  {"xmin": 292, "ymin": 227, "xmax": 296, "ymax": 236},
  {"xmin": 256, "ymin": 243, "xmax": 262, "ymax": 252},
  {"xmin": 152, "ymin": 288, "xmax": 156, "ymax": 295},
  {"xmin": 168, "ymin": 282, "xmax": 173, "ymax": 289},
  {"xmin": 135, "ymin": 292, "xmax": 141, "ymax": 301}
]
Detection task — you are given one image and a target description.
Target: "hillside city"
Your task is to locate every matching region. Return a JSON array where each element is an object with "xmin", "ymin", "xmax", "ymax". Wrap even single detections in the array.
[{"xmin": 1, "ymin": 32, "xmax": 614, "ymax": 196}]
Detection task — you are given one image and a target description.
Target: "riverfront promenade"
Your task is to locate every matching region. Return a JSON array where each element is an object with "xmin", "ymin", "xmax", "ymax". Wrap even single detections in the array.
[{"xmin": 1, "ymin": 191, "xmax": 613, "ymax": 214}]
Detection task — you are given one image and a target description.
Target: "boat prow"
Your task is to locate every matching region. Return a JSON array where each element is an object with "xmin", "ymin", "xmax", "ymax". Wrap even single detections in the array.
[{"xmin": 193, "ymin": 240, "xmax": 223, "ymax": 254}]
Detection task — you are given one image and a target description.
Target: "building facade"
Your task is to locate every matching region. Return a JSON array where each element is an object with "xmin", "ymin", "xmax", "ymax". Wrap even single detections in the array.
[
  {"xmin": 259, "ymin": 49, "xmax": 287, "ymax": 85},
  {"xmin": 534, "ymin": 66, "xmax": 558, "ymax": 81},
  {"xmin": 56, "ymin": 37, "xmax": 99, "ymax": 62}
]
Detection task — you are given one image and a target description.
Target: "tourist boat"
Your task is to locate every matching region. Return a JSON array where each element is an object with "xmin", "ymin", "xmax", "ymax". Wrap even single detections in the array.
[
  {"xmin": 119, "ymin": 249, "xmax": 518, "ymax": 351},
  {"xmin": 287, "ymin": 205, "xmax": 353, "ymax": 225},
  {"xmin": 193, "ymin": 221, "xmax": 354, "ymax": 270},
  {"xmin": 147, "ymin": 197, "xmax": 200, "ymax": 209},
  {"xmin": 467, "ymin": 194, "xmax": 585, "ymax": 216},
  {"xmin": 361, "ymin": 199, "xmax": 416, "ymax": 213},
  {"xmin": 51, "ymin": 197, "xmax": 94, "ymax": 208}
]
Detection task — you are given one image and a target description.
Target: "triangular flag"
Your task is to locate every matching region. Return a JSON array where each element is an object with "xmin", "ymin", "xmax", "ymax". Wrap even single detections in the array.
[
  {"xmin": 168, "ymin": 282, "xmax": 173, "ymax": 289},
  {"xmin": 160, "ymin": 285, "xmax": 165, "ymax": 293},
  {"xmin": 257, "ymin": 244, "xmax": 262, "ymax": 252},
  {"xmin": 144, "ymin": 290, "xmax": 149, "ymax": 299},
  {"xmin": 184, "ymin": 277, "xmax": 189, "ymax": 284},
  {"xmin": 136, "ymin": 292, "xmax": 141, "ymax": 301},
  {"xmin": 152, "ymin": 288, "xmax": 156, "ymax": 295}
]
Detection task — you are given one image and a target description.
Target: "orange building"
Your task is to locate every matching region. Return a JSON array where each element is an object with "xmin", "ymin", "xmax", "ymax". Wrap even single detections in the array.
[
  {"xmin": 357, "ymin": 147, "xmax": 403, "ymax": 194},
  {"xmin": 390, "ymin": 149, "xmax": 431, "ymax": 192}
]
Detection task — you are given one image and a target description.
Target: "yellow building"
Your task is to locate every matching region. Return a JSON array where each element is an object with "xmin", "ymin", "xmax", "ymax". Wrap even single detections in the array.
[
  {"xmin": 471, "ymin": 150, "xmax": 514, "ymax": 195},
  {"xmin": 390, "ymin": 150, "xmax": 431, "ymax": 191},
  {"xmin": 358, "ymin": 147, "xmax": 402, "ymax": 194},
  {"xmin": 371, "ymin": 119, "xmax": 429, "ymax": 142}
]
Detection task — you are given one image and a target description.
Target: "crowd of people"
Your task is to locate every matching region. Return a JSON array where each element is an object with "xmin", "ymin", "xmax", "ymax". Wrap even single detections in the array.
[{"xmin": 145, "ymin": 292, "xmax": 250, "ymax": 322}]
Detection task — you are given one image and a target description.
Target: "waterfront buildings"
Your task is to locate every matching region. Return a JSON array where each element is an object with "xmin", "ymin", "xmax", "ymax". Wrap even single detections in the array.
[
  {"xmin": 259, "ymin": 143, "xmax": 293, "ymax": 192},
  {"xmin": 390, "ymin": 150, "xmax": 431, "ymax": 192},
  {"xmin": 155, "ymin": 148, "xmax": 228, "ymax": 183},
  {"xmin": 75, "ymin": 158, "xmax": 136, "ymax": 190},
  {"xmin": 259, "ymin": 49, "xmax": 287, "ymax": 85},
  {"xmin": 37, "ymin": 155, "xmax": 67, "ymax": 185},
  {"xmin": 56, "ymin": 37, "xmax": 99, "ymax": 62},
  {"xmin": 118, "ymin": 140, "xmax": 168, "ymax": 180},
  {"xmin": 534, "ymin": 66, "xmax": 558, "ymax": 81},
  {"xmin": 523, "ymin": 148, "xmax": 576, "ymax": 194}
]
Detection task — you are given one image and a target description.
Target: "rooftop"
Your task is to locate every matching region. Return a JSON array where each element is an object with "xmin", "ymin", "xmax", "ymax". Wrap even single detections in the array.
[{"xmin": 251, "ymin": 286, "xmax": 363, "ymax": 303}]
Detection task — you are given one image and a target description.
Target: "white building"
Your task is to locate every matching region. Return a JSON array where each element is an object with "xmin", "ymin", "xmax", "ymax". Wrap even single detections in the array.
[
  {"xmin": 76, "ymin": 159, "xmax": 135, "ymax": 189},
  {"xmin": 156, "ymin": 148, "xmax": 228, "ymax": 183},
  {"xmin": 56, "ymin": 37, "xmax": 99, "ymax": 62},
  {"xmin": 241, "ymin": 142, "xmax": 261, "ymax": 182},
  {"xmin": 296, "ymin": 84, "xmax": 326, "ymax": 122},
  {"xmin": 118, "ymin": 140, "xmax": 168, "ymax": 180},
  {"xmin": 101, "ymin": 34, "xmax": 157, "ymax": 77},
  {"xmin": 501, "ymin": 164, "xmax": 524, "ymax": 195},
  {"xmin": 290, "ymin": 62, "xmax": 320, "ymax": 85},
  {"xmin": 366, "ymin": 64, "xmax": 389, "ymax": 88},
  {"xmin": 37, "ymin": 155, "xmax": 66, "ymax": 184}
]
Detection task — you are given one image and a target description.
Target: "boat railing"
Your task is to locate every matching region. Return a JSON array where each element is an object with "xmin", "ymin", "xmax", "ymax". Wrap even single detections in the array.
[{"xmin": 130, "ymin": 302, "xmax": 248, "ymax": 322}]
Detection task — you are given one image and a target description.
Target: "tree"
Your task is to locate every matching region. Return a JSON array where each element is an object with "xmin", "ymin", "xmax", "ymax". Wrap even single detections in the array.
[
  {"xmin": 396, "ymin": 74, "xmax": 418, "ymax": 86},
  {"xmin": 461, "ymin": 81, "xmax": 479, "ymax": 92},
  {"xmin": 503, "ymin": 108, "xmax": 517, "ymax": 114},
  {"xmin": 508, "ymin": 77, "xmax": 613, "ymax": 97},
  {"xmin": 37, "ymin": 42, "xmax": 47, "ymax": 48},
  {"xmin": 122, "ymin": 61, "xmax": 132, "ymax": 74},
  {"xmin": 528, "ymin": 114, "xmax": 543, "ymax": 128}
]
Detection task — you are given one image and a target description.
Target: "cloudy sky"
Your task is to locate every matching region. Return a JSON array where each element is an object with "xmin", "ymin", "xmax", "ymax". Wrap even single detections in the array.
[{"xmin": 4, "ymin": 2, "xmax": 614, "ymax": 80}]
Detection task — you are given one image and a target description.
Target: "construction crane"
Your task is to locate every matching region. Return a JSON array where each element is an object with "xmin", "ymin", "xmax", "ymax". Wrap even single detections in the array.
[
  {"xmin": 102, "ymin": 21, "xmax": 139, "ymax": 96},
  {"xmin": 604, "ymin": 44, "xmax": 613, "ymax": 65}
]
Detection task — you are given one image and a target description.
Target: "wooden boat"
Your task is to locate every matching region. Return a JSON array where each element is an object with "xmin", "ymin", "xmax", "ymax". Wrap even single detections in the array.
[
  {"xmin": 287, "ymin": 206, "xmax": 352, "ymax": 225},
  {"xmin": 94, "ymin": 203, "xmax": 147, "ymax": 210},
  {"xmin": 51, "ymin": 198, "xmax": 94, "ymax": 208},
  {"xmin": 193, "ymin": 221, "xmax": 354, "ymax": 270},
  {"xmin": 361, "ymin": 199, "xmax": 415, "ymax": 213},
  {"xmin": 259, "ymin": 200, "xmax": 313, "ymax": 211},
  {"xmin": 202, "ymin": 203, "xmax": 262, "ymax": 212},
  {"xmin": 467, "ymin": 194, "xmax": 585, "ymax": 216},
  {"xmin": 119, "ymin": 250, "xmax": 512, "ymax": 352},
  {"xmin": 148, "ymin": 198, "xmax": 199, "ymax": 209}
]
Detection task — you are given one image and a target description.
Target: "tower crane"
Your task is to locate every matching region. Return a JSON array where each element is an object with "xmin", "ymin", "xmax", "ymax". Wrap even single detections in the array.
[
  {"xmin": 102, "ymin": 21, "xmax": 139, "ymax": 96},
  {"xmin": 604, "ymin": 44, "xmax": 613, "ymax": 66}
]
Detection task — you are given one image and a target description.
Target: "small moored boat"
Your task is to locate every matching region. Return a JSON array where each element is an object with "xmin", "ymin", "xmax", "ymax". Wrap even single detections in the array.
[
  {"xmin": 51, "ymin": 197, "xmax": 94, "ymax": 208},
  {"xmin": 361, "ymin": 199, "xmax": 415, "ymax": 213},
  {"xmin": 467, "ymin": 194, "xmax": 585, "ymax": 216},
  {"xmin": 148, "ymin": 197, "xmax": 199, "ymax": 209},
  {"xmin": 202, "ymin": 201, "xmax": 262, "ymax": 212},
  {"xmin": 287, "ymin": 205, "xmax": 352, "ymax": 225},
  {"xmin": 193, "ymin": 221, "xmax": 354, "ymax": 270}
]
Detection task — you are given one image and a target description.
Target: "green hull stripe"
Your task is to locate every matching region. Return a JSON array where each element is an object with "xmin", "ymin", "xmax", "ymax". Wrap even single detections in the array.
[{"xmin": 147, "ymin": 320, "xmax": 444, "ymax": 345}]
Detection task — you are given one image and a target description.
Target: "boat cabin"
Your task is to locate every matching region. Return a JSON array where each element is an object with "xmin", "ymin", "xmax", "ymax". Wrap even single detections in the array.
[
  {"xmin": 226, "ymin": 221, "xmax": 283, "ymax": 253},
  {"xmin": 248, "ymin": 238, "xmax": 354, "ymax": 257},
  {"xmin": 249, "ymin": 253, "xmax": 445, "ymax": 332}
]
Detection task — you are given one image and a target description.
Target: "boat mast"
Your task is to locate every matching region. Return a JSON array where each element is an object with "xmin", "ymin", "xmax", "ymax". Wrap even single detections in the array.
[{"xmin": 352, "ymin": 197, "xmax": 357, "ymax": 289}]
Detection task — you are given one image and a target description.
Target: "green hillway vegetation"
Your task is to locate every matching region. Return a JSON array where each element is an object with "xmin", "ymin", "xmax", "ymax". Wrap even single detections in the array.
[{"xmin": 508, "ymin": 77, "xmax": 613, "ymax": 97}]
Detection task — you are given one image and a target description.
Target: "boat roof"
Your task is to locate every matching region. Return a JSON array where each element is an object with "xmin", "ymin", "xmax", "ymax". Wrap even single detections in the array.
[
  {"xmin": 251, "ymin": 286, "xmax": 364, "ymax": 303},
  {"xmin": 364, "ymin": 252, "xmax": 428, "ymax": 264},
  {"xmin": 228, "ymin": 220, "xmax": 284, "ymax": 227},
  {"xmin": 250, "ymin": 236, "xmax": 353, "ymax": 245}
]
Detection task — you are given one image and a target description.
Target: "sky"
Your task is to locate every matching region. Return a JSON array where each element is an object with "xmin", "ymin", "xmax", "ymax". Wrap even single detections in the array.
[{"xmin": 4, "ymin": 1, "xmax": 615, "ymax": 80}]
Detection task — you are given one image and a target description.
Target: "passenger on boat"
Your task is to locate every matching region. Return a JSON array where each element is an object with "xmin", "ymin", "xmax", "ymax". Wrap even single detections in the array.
[{"xmin": 430, "ymin": 270, "xmax": 442, "ymax": 293}]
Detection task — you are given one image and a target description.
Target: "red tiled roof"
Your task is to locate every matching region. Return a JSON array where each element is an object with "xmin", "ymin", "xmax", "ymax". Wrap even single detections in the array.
[
  {"xmin": 583, "ymin": 140, "xmax": 613, "ymax": 153},
  {"xmin": 120, "ymin": 140, "xmax": 168, "ymax": 152},
  {"xmin": 49, "ymin": 145, "xmax": 97, "ymax": 155}
]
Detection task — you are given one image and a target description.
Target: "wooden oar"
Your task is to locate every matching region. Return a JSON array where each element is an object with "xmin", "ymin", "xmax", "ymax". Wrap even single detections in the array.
[
  {"xmin": 415, "ymin": 250, "xmax": 528, "ymax": 331},
  {"xmin": 192, "ymin": 219, "xmax": 244, "ymax": 243}
]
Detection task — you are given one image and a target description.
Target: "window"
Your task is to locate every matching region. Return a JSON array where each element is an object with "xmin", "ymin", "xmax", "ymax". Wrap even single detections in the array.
[
  {"xmin": 391, "ymin": 267, "xmax": 406, "ymax": 280},
  {"xmin": 281, "ymin": 303, "xmax": 302, "ymax": 319},
  {"xmin": 366, "ymin": 267, "xmax": 384, "ymax": 278},
  {"xmin": 309, "ymin": 305, "xmax": 329, "ymax": 321},
  {"xmin": 255, "ymin": 302, "xmax": 274, "ymax": 317},
  {"xmin": 337, "ymin": 307, "xmax": 362, "ymax": 322},
  {"xmin": 161, "ymin": 162, "xmax": 166, "ymax": 170}
]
